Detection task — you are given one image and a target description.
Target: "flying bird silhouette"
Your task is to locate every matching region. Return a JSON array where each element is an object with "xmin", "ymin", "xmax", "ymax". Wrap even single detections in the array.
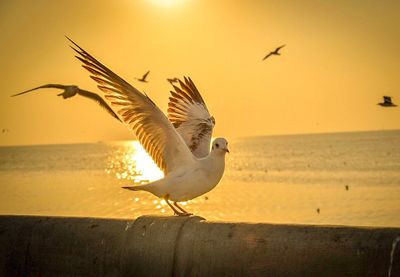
[
  {"xmin": 262, "ymin": 44, "xmax": 286, "ymax": 60},
  {"xmin": 67, "ymin": 37, "xmax": 228, "ymax": 216},
  {"xmin": 377, "ymin": 96, "xmax": 397, "ymax": 107},
  {"xmin": 167, "ymin": 77, "xmax": 179, "ymax": 84},
  {"xmin": 11, "ymin": 84, "xmax": 121, "ymax": 122},
  {"xmin": 135, "ymin": 70, "xmax": 150, "ymax": 83}
]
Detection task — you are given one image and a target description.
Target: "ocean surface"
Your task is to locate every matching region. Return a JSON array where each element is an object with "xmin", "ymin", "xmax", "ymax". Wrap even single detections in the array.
[{"xmin": 0, "ymin": 130, "xmax": 399, "ymax": 227}]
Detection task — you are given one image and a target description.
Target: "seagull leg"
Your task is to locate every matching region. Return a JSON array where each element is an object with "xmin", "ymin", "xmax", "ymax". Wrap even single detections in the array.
[
  {"xmin": 164, "ymin": 195, "xmax": 184, "ymax": 216},
  {"xmin": 173, "ymin": 202, "xmax": 192, "ymax": 216}
]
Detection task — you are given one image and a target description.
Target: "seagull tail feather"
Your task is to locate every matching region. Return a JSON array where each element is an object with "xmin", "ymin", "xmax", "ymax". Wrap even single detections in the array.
[
  {"xmin": 122, "ymin": 181, "xmax": 162, "ymax": 196},
  {"xmin": 122, "ymin": 186, "xmax": 142, "ymax": 191}
]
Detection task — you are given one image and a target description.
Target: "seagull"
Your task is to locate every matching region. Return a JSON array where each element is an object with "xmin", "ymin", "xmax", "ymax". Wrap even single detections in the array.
[
  {"xmin": 11, "ymin": 84, "xmax": 121, "ymax": 122},
  {"xmin": 262, "ymin": 44, "xmax": 286, "ymax": 61},
  {"xmin": 67, "ymin": 37, "xmax": 229, "ymax": 216},
  {"xmin": 135, "ymin": 70, "xmax": 150, "ymax": 83},
  {"xmin": 377, "ymin": 96, "xmax": 397, "ymax": 107},
  {"xmin": 167, "ymin": 77, "xmax": 179, "ymax": 84}
]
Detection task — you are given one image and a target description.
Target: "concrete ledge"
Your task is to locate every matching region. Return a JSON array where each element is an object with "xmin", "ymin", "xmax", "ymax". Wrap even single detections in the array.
[{"xmin": 0, "ymin": 215, "xmax": 399, "ymax": 276}]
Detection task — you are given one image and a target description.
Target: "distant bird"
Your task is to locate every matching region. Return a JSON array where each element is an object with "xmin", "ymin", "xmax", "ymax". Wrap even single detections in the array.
[
  {"xmin": 262, "ymin": 44, "xmax": 286, "ymax": 61},
  {"xmin": 135, "ymin": 70, "xmax": 150, "ymax": 83},
  {"xmin": 377, "ymin": 96, "xmax": 397, "ymax": 107},
  {"xmin": 11, "ymin": 84, "xmax": 121, "ymax": 122},
  {"xmin": 345, "ymin": 185, "xmax": 349, "ymax": 191},
  {"xmin": 316, "ymin": 208, "xmax": 320, "ymax": 214},
  {"xmin": 167, "ymin": 77, "xmax": 179, "ymax": 84}
]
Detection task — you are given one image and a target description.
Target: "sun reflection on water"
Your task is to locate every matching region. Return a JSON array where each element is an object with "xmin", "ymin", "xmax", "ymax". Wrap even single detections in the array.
[
  {"xmin": 106, "ymin": 141, "xmax": 164, "ymax": 184},
  {"xmin": 106, "ymin": 140, "xmax": 195, "ymax": 213}
]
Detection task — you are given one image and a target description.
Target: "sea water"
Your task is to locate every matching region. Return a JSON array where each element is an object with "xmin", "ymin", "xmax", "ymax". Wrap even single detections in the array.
[{"xmin": 0, "ymin": 130, "xmax": 399, "ymax": 227}]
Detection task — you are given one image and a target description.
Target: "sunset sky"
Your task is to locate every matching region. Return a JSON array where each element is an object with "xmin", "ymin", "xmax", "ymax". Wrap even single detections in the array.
[{"xmin": 0, "ymin": 0, "xmax": 399, "ymax": 146}]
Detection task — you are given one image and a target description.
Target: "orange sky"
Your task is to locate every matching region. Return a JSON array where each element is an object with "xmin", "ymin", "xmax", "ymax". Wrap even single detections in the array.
[{"xmin": 0, "ymin": 0, "xmax": 399, "ymax": 146}]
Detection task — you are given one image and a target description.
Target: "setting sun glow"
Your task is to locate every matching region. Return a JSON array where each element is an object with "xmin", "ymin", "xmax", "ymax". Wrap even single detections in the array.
[
  {"xmin": 148, "ymin": 0, "xmax": 184, "ymax": 8},
  {"xmin": 1, "ymin": 1, "xmax": 399, "ymax": 147}
]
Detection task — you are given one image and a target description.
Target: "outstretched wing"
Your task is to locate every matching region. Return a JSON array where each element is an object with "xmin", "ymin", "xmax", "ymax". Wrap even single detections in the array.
[
  {"xmin": 142, "ymin": 70, "xmax": 150, "ymax": 80},
  {"xmin": 383, "ymin": 96, "xmax": 392, "ymax": 104},
  {"xmin": 276, "ymin": 44, "xmax": 286, "ymax": 52},
  {"xmin": 11, "ymin": 84, "xmax": 68, "ymax": 97},
  {"xmin": 168, "ymin": 77, "xmax": 215, "ymax": 158},
  {"xmin": 262, "ymin": 53, "xmax": 272, "ymax": 60},
  {"xmin": 77, "ymin": 89, "xmax": 122, "ymax": 122},
  {"xmin": 67, "ymin": 37, "xmax": 194, "ymax": 174}
]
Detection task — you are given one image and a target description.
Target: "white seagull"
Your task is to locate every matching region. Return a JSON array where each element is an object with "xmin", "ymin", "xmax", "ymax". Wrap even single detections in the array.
[{"xmin": 67, "ymin": 37, "xmax": 229, "ymax": 216}]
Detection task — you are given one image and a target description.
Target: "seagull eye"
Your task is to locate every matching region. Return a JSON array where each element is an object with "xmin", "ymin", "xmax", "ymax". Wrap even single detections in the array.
[{"xmin": 215, "ymin": 143, "xmax": 219, "ymax": 148}]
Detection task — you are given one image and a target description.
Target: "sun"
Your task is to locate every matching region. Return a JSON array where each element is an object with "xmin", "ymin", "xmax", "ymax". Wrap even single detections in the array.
[{"xmin": 149, "ymin": 0, "xmax": 185, "ymax": 8}]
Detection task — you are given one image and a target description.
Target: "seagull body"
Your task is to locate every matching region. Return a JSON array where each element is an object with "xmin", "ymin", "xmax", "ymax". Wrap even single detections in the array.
[
  {"xmin": 67, "ymin": 37, "xmax": 228, "ymax": 215},
  {"xmin": 11, "ymin": 84, "xmax": 121, "ymax": 121},
  {"xmin": 135, "ymin": 70, "xmax": 150, "ymax": 82},
  {"xmin": 378, "ymin": 96, "xmax": 397, "ymax": 107},
  {"xmin": 128, "ymin": 139, "xmax": 227, "ymax": 202},
  {"xmin": 263, "ymin": 44, "xmax": 286, "ymax": 60}
]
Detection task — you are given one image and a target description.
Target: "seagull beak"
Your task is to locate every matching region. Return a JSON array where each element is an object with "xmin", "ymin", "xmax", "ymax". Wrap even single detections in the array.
[{"xmin": 224, "ymin": 148, "xmax": 230, "ymax": 153}]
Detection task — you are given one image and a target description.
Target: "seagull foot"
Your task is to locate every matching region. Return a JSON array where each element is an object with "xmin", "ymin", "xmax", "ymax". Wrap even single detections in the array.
[{"xmin": 176, "ymin": 212, "xmax": 192, "ymax": 217}]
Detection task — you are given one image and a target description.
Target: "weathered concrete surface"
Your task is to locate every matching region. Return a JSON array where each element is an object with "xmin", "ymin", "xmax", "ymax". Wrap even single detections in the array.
[{"xmin": 0, "ymin": 215, "xmax": 399, "ymax": 276}]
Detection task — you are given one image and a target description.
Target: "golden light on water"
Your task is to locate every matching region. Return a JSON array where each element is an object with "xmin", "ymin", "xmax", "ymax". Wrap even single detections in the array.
[
  {"xmin": 130, "ymin": 141, "xmax": 164, "ymax": 182},
  {"xmin": 106, "ymin": 140, "xmax": 164, "ymax": 184},
  {"xmin": 106, "ymin": 141, "xmax": 194, "ymax": 213}
]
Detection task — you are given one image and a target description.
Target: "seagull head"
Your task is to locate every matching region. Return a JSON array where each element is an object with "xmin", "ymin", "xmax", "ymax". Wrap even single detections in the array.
[{"xmin": 211, "ymin": 137, "xmax": 229, "ymax": 155}]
